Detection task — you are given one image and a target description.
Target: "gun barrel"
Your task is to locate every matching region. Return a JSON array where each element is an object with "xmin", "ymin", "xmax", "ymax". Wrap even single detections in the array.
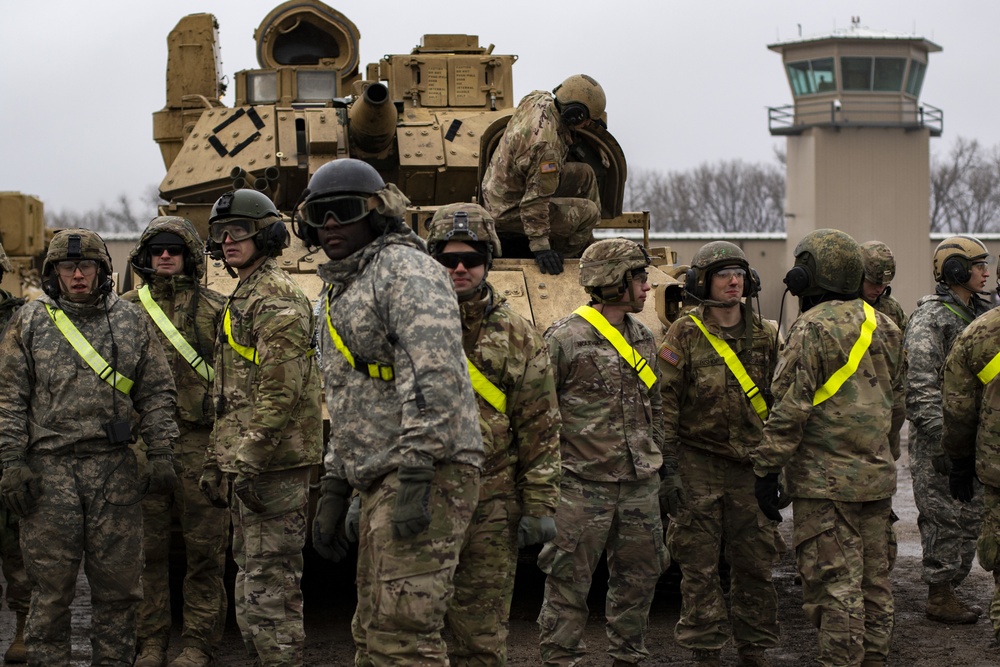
[{"xmin": 348, "ymin": 83, "xmax": 398, "ymax": 155}]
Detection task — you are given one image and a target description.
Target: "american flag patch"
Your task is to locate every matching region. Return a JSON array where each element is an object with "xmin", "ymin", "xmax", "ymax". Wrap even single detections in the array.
[
  {"xmin": 540, "ymin": 161, "xmax": 558, "ymax": 174},
  {"xmin": 659, "ymin": 346, "xmax": 680, "ymax": 366}
]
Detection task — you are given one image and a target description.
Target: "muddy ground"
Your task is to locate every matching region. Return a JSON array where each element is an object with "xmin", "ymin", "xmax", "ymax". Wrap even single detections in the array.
[{"xmin": 3, "ymin": 434, "xmax": 999, "ymax": 666}]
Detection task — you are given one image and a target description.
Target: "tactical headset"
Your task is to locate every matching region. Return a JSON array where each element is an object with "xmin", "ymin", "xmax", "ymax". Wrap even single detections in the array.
[
  {"xmin": 44, "ymin": 233, "xmax": 114, "ymax": 300},
  {"xmin": 684, "ymin": 261, "xmax": 755, "ymax": 300},
  {"xmin": 783, "ymin": 262, "xmax": 812, "ymax": 297},
  {"xmin": 558, "ymin": 101, "xmax": 590, "ymax": 127},
  {"xmin": 942, "ymin": 255, "xmax": 974, "ymax": 285}
]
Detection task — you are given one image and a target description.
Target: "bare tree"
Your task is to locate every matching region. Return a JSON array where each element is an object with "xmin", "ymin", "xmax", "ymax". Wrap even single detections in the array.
[
  {"xmin": 930, "ymin": 138, "xmax": 1000, "ymax": 234},
  {"xmin": 46, "ymin": 191, "xmax": 161, "ymax": 233}
]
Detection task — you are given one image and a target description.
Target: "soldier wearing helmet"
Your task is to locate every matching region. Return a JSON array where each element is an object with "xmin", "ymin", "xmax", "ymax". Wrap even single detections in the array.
[
  {"xmin": 0, "ymin": 228, "xmax": 180, "ymax": 664},
  {"xmin": 205, "ymin": 191, "xmax": 323, "ymax": 665},
  {"xmin": 123, "ymin": 217, "xmax": 228, "ymax": 667},
  {"xmin": 481, "ymin": 74, "xmax": 606, "ymax": 275},
  {"xmin": 657, "ymin": 241, "xmax": 780, "ymax": 667},
  {"xmin": 860, "ymin": 240, "xmax": 908, "ymax": 330},
  {"xmin": 304, "ymin": 160, "xmax": 484, "ymax": 665},
  {"xmin": 539, "ymin": 238, "xmax": 667, "ymax": 666},
  {"xmin": 752, "ymin": 229, "xmax": 905, "ymax": 667},
  {"xmin": 903, "ymin": 234, "xmax": 994, "ymax": 625}
]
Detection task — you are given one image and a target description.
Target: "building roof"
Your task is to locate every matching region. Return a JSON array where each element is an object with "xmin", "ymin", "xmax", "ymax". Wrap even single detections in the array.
[{"xmin": 768, "ymin": 23, "xmax": 942, "ymax": 53}]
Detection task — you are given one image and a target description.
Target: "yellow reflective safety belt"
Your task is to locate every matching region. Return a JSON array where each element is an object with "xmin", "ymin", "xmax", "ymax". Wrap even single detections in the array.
[
  {"xmin": 138, "ymin": 286, "xmax": 214, "ymax": 382},
  {"xmin": 467, "ymin": 358, "xmax": 507, "ymax": 413},
  {"xmin": 688, "ymin": 314, "xmax": 768, "ymax": 421},
  {"xmin": 812, "ymin": 301, "xmax": 877, "ymax": 406},
  {"xmin": 573, "ymin": 305, "xmax": 656, "ymax": 389},
  {"xmin": 44, "ymin": 303, "xmax": 133, "ymax": 395},
  {"xmin": 325, "ymin": 296, "xmax": 394, "ymax": 381},
  {"xmin": 977, "ymin": 350, "xmax": 1000, "ymax": 384},
  {"xmin": 223, "ymin": 305, "xmax": 259, "ymax": 366}
]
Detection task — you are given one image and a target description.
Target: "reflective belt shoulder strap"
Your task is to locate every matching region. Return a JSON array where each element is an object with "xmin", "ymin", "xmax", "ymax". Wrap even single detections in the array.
[
  {"xmin": 688, "ymin": 314, "xmax": 768, "ymax": 421},
  {"xmin": 943, "ymin": 302, "xmax": 974, "ymax": 324},
  {"xmin": 45, "ymin": 303, "xmax": 133, "ymax": 395},
  {"xmin": 138, "ymin": 286, "xmax": 214, "ymax": 382},
  {"xmin": 325, "ymin": 296, "xmax": 394, "ymax": 381},
  {"xmin": 813, "ymin": 301, "xmax": 877, "ymax": 406},
  {"xmin": 573, "ymin": 305, "xmax": 656, "ymax": 390},
  {"xmin": 223, "ymin": 304, "xmax": 259, "ymax": 366},
  {"xmin": 977, "ymin": 350, "xmax": 1000, "ymax": 384},
  {"xmin": 467, "ymin": 358, "xmax": 507, "ymax": 413}
]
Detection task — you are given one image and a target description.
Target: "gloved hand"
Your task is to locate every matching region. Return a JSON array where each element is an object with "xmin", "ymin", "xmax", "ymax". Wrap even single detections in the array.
[
  {"xmin": 534, "ymin": 249, "xmax": 564, "ymax": 275},
  {"xmin": 0, "ymin": 462, "xmax": 40, "ymax": 516},
  {"xmin": 234, "ymin": 474, "xmax": 267, "ymax": 514},
  {"xmin": 146, "ymin": 455, "xmax": 179, "ymax": 496},
  {"xmin": 658, "ymin": 469, "xmax": 683, "ymax": 518},
  {"xmin": 199, "ymin": 467, "xmax": 228, "ymax": 508},
  {"xmin": 932, "ymin": 453, "xmax": 953, "ymax": 476},
  {"xmin": 518, "ymin": 515, "xmax": 557, "ymax": 548},
  {"xmin": 392, "ymin": 465, "xmax": 435, "ymax": 539},
  {"xmin": 345, "ymin": 495, "xmax": 362, "ymax": 543},
  {"xmin": 313, "ymin": 477, "xmax": 351, "ymax": 562},
  {"xmin": 950, "ymin": 455, "xmax": 977, "ymax": 503},
  {"xmin": 754, "ymin": 472, "xmax": 785, "ymax": 522}
]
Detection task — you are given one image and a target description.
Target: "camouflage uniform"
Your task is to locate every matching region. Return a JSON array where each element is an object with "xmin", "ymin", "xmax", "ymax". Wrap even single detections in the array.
[
  {"xmin": 752, "ymin": 299, "xmax": 905, "ymax": 667},
  {"xmin": 658, "ymin": 305, "xmax": 781, "ymax": 655},
  {"xmin": 209, "ymin": 257, "xmax": 323, "ymax": 667},
  {"xmin": 0, "ymin": 290, "xmax": 180, "ymax": 665},
  {"xmin": 317, "ymin": 231, "xmax": 483, "ymax": 665},
  {"xmin": 904, "ymin": 284, "xmax": 991, "ymax": 586},
  {"xmin": 539, "ymin": 309, "xmax": 668, "ymax": 666},
  {"xmin": 481, "ymin": 91, "xmax": 601, "ymax": 257},
  {"xmin": 870, "ymin": 293, "xmax": 908, "ymax": 332},
  {"xmin": 122, "ymin": 218, "xmax": 229, "ymax": 659},
  {"xmin": 941, "ymin": 306, "xmax": 1000, "ymax": 639},
  {"xmin": 444, "ymin": 283, "xmax": 561, "ymax": 666}
]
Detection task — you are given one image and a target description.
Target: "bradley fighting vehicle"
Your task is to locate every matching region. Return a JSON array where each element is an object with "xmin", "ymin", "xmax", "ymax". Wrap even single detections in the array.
[
  {"xmin": 153, "ymin": 0, "xmax": 683, "ymax": 333},
  {"xmin": 0, "ymin": 192, "xmax": 47, "ymax": 301}
]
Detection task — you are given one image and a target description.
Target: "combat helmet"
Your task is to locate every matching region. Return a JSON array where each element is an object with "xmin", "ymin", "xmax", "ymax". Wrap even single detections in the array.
[
  {"xmin": 932, "ymin": 235, "xmax": 991, "ymax": 285},
  {"xmin": 207, "ymin": 189, "xmax": 287, "ymax": 263},
  {"xmin": 860, "ymin": 240, "xmax": 896, "ymax": 285},
  {"xmin": 784, "ymin": 228, "xmax": 863, "ymax": 298},
  {"xmin": 42, "ymin": 228, "xmax": 114, "ymax": 299},
  {"xmin": 553, "ymin": 74, "xmax": 606, "ymax": 127},
  {"xmin": 579, "ymin": 237, "xmax": 650, "ymax": 307},
  {"xmin": 130, "ymin": 216, "xmax": 206, "ymax": 280},
  {"xmin": 685, "ymin": 241, "xmax": 752, "ymax": 300},
  {"xmin": 426, "ymin": 203, "xmax": 502, "ymax": 262}
]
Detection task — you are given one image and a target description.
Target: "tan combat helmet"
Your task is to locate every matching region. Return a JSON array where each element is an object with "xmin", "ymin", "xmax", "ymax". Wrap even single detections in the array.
[
  {"xmin": 579, "ymin": 237, "xmax": 650, "ymax": 306},
  {"xmin": 553, "ymin": 74, "xmax": 607, "ymax": 126},
  {"xmin": 42, "ymin": 228, "xmax": 113, "ymax": 278},
  {"xmin": 426, "ymin": 202, "xmax": 502, "ymax": 263},
  {"xmin": 932, "ymin": 235, "xmax": 990, "ymax": 285},
  {"xmin": 861, "ymin": 240, "xmax": 896, "ymax": 285}
]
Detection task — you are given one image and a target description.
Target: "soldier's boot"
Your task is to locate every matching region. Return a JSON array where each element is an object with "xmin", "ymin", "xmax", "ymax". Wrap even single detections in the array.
[
  {"xmin": 860, "ymin": 657, "xmax": 886, "ymax": 667},
  {"xmin": 737, "ymin": 646, "xmax": 771, "ymax": 667},
  {"xmin": 167, "ymin": 647, "xmax": 213, "ymax": 667},
  {"xmin": 691, "ymin": 649, "xmax": 721, "ymax": 667},
  {"xmin": 926, "ymin": 582, "xmax": 979, "ymax": 624},
  {"xmin": 133, "ymin": 640, "xmax": 167, "ymax": 667},
  {"xmin": 3, "ymin": 612, "xmax": 26, "ymax": 663}
]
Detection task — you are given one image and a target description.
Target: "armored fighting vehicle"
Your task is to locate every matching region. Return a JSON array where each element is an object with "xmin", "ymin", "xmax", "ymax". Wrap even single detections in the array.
[
  {"xmin": 0, "ymin": 192, "xmax": 48, "ymax": 301},
  {"xmin": 153, "ymin": 0, "xmax": 682, "ymax": 333}
]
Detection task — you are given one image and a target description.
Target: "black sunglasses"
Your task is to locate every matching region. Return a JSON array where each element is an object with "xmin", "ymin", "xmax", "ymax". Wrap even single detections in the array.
[
  {"xmin": 150, "ymin": 244, "xmax": 185, "ymax": 257},
  {"xmin": 435, "ymin": 252, "xmax": 487, "ymax": 270}
]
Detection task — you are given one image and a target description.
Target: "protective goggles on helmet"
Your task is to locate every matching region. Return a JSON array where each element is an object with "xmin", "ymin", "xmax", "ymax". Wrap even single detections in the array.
[
  {"xmin": 209, "ymin": 220, "xmax": 257, "ymax": 243},
  {"xmin": 303, "ymin": 195, "xmax": 371, "ymax": 228},
  {"xmin": 434, "ymin": 252, "xmax": 487, "ymax": 270}
]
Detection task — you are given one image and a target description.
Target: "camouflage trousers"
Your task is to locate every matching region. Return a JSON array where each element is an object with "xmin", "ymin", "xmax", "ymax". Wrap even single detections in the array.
[
  {"xmin": 21, "ymin": 449, "xmax": 144, "ymax": 666},
  {"xmin": 351, "ymin": 463, "xmax": 480, "ymax": 666},
  {"xmin": 232, "ymin": 466, "xmax": 311, "ymax": 667},
  {"xmin": 667, "ymin": 447, "xmax": 779, "ymax": 652},
  {"xmin": 537, "ymin": 473, "xmax": 667, "ymax": 666},
  {"xmin": 793, "ymin": 497, "xmax": 893, "ymax": 667},
  {"xmin": 976, "ymin": 486, "xmax": 1000, "ymax": 639},
  {"xmin": 136, "ymin": 428, "xmax": 229, "ymax": 654},
  {"xmin": 446, "ymin": 494, "xmax": 520, "ymax": 666},
  {"xmin": 0, "ymin": 503, "xmax": 30, "ymax": 615},
  {"xmin": 909, "ymin": 428, "xmax": 982, "ymax": 585},
  {"xmin": 494, "ymin": 162, "xmax": 601, "ymax": 258}
]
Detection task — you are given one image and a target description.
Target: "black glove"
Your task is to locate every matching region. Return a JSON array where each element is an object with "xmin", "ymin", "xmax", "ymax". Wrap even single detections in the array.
[
  {"xmin": 932, "ymin": 453, "xmax": 953, "ymax": 476},
  {"xmin": 950, "ymin": 456, "xmax": 977, "ymax": 503},
  {"xmin": 345, "ymin": 495, "xmax": 361, "ymax": 543},
  {"xmin": 0, "ymin": 462, "xmax": 40, "ymax": 516},
  {"xmin": 534, "ymin": 249, "xmax": 564, "ymax": 275},
  {"xmin": 659, "ymin": 470, "xmax": 683, "ymax": 518},
  {"xmin": 313, "ymin": 477, "xmax": 351, "ymax": 561},
  {"xmin": 392, "ymin": 465, "xmax": 435, "ymax": 539},
  {"xmin": 199, "ymin": 467, "xmax": 228, "ymax": 509},
  {"xmin": 234, "ymin": 474, "xmax": 267, "ymax": 514},
  {"xmin": 517, "ymin": 515, "xmax": 556, "ymax": 548},
  {"xmin": 146, "ymin": 455, "xmax": 179, "ymax": 496},
  {"xmin": 754, "ymin": 472, "xmax": 784, "ymax": 522}
]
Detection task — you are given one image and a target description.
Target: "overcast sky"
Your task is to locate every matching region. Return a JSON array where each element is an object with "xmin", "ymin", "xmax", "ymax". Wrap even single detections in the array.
[{"xmin": 1, "ymin": 0, "xmax": 996, "ymax": 216}]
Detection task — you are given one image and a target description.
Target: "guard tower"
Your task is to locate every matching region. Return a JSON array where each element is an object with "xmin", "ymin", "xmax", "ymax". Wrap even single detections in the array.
[{"xmin": 768, "ymin": 18, "xmax": 942, "ymax": 316}]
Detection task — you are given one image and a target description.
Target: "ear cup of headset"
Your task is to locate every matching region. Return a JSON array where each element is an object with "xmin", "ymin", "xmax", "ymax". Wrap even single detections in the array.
[
  {"xmin": 253, "ymin": 221, "xmax": 289, "ymax": 255},
  {"xmin": 942, "ymin": 256, "xmax": 971, "ymax": 285},
  {"xmin": 560, "ymin": 102, "xmax": 589, "ymax": 126},
  {"xmin": 684, "ymin": 268, "xmax": 703, "ymax": 300},
  {"xmin": 748, "ymin": 268, "xmax": 762, "ymax": 298},
  {"xmin": 783, "ymin": 265, "xmax": 812, "ymax": 296}
]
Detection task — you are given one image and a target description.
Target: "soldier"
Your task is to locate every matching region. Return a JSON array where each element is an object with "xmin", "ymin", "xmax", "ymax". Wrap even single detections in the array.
[
  {"xmin": 860, "ymin": 241, "xmax": 908, "ymax": 331},
  {"xmin": 302, "ymin": 159, "xmax": 483, "ymax": 665},
  {"xmin": 904, "ymin": 234, "xmax": 993, "ymax": 624},
  {"xmin": 425, "ymin": 202, "xmax": 562, "ymax": 665},
  {"xmin": 942, "ymin": 301, "xmax": 1000, "ymax": 643},
  {"xmin": 752, "ymin": 229, "xmax": 904, "ymax": 667},
  {"xmin": 0, "ymin": 228, "xmax": 180, "ymax": 664},
  {"xmin": 0, "ymin": 241, "xmax": 29, "ymax": 663},
  {"xmin": 481, "ymin": 74, "xmax": 605, "ymax": 275},
  {"xmin": 658, "ymin": 241, "xmax": 780, "ymax": 667},
  {"xmin": 124, "ymin": 217, "xmax": 229, "ymax": 667},
  {"xmin": 538, "ymin": 238, "xmax": 668, "ymax": 667},
  {"xmin": 202, "ymin": 191, "xmax": 323, "ymax": 667}
]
